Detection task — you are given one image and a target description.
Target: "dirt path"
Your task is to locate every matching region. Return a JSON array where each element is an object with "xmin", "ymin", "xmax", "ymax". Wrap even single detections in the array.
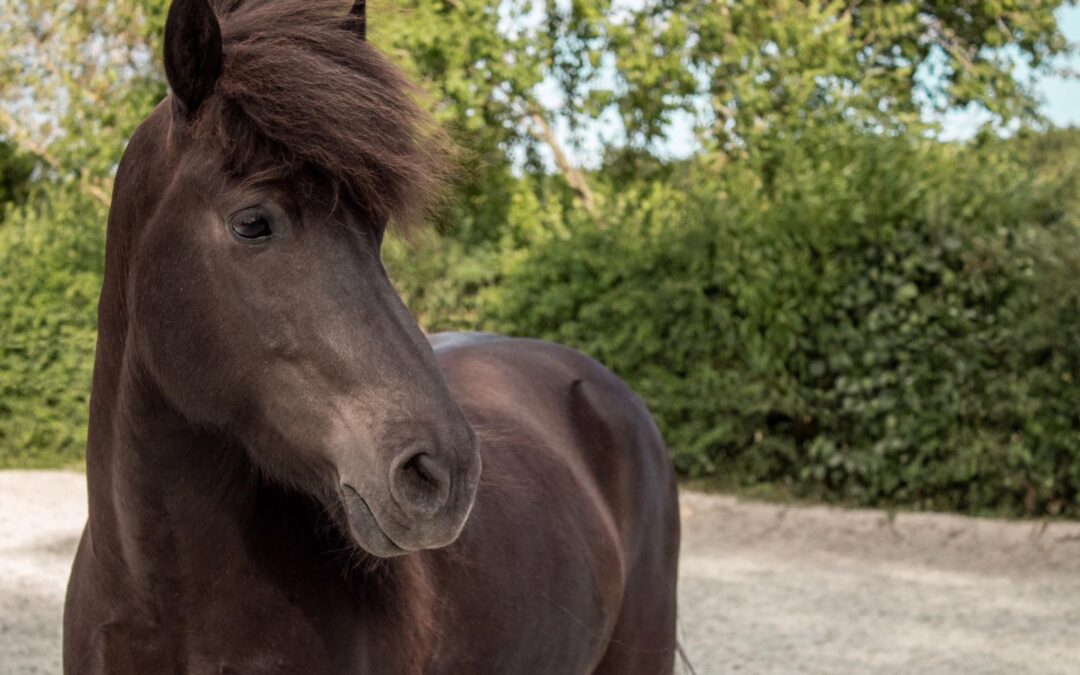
[{"xmin": 2, "ymin": 471, "xmax": 1079, "ymax": 674}]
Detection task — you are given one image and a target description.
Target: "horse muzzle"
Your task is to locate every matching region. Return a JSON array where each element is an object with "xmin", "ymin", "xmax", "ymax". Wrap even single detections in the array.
[{"xmin": 339, "ymin": 442, "xmax": 481, "ymax": 557}]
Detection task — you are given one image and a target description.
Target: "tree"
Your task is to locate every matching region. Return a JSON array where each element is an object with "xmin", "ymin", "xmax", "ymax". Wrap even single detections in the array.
[
  {"xmin": 599, "ymin": 0, "xmax": 1076, "ymax": 154},
  {"xmin": 374, "ymin": 0, "xmax": 610, "ymax": 224},
  {"xmin": 3, "ymin": 1, "xmax": 1071, "ymax": 226},
  {"xmin": 374, "ymin": 0, "xmax": 1077, "ymax": 225},
  {"xmin": 0, "ymin": 0, "xmax": 166, "ymax": 207}
]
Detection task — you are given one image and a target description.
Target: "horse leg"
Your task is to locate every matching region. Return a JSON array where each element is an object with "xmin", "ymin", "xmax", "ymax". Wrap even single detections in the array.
[
  {"xmin": 591, "ymin": 531, "xmax": 680, "ymax": 675},
  {"xmin": 593, "ymin": 480, "xmax": 680, "ymax": 674}
]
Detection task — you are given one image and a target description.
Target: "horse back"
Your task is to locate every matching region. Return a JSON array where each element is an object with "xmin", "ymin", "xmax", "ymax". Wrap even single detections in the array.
[{"xmin": 431, "ymin": 332, "xmax": 677, "ymax": 547}]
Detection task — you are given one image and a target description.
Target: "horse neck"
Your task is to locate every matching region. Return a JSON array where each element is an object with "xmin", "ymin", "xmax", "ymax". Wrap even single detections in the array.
[
  {"xmin": 83, "ymin": 343, "xmax": 263, "ymax": 597},
  {"xmin": 82, "ymin": 356, "xmax": 437, "ymax": 667},
  {"xmin": 84, "ymin": 182, "xmax": 272, "ymax": 597},
  {"xmin": 82, "ymin": 327, "xmax": 430, "ymax": 620}
]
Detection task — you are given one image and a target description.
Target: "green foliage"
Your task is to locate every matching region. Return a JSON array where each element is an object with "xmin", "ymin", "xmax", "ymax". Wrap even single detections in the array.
[
  {"xmin": 375, "ymin": 0, "xmax": 1077, "ymax": 221},
  {"xmin": 0, "ymin": 188, "xmax": 105, "ymax": 468},
  {"xmin": 1, "ymin": 0, "xmax": 1079, "ymax": 519},
  {"xmin": 0, "ymin": 141, "xmax": 35, "ymax": 207},
  {"xmin": 606, "ymin": 0, "xmax": 1076, "ymax": 150},
  {"xmin": 391, "ymin": 133, "xmax": 1080, "ymax": 517}
]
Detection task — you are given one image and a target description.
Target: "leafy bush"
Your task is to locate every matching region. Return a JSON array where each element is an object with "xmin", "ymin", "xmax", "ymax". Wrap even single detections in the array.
[
  {"xmin": 397, "ymin": 132, "xmax": 1080, "ymax": 517},
  {"xmin": 0, "ymin": 141, "xmax": 34, "ymax": 207},
  {"xmin": 0, "ymin": 189, "xmax": 105, "ymax": 468},
  {"xmin": 4, "ymin": 132, "xmax": 1079, "ymax": 518}
]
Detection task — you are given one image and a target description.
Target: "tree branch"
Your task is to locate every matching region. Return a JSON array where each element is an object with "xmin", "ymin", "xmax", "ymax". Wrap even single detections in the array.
[
  {"xmin": 516, "ymin": 99, "xmax": 602, "ymax": 225},
  {"xmin": 923, "ymin": 15, "xmax": 976, "ymax": 74}
]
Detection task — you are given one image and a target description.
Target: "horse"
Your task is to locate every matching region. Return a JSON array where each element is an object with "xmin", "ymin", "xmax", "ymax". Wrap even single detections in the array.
[{"xmin": 63, "ymin": 1, "xmax": 680, "ymax": 672}]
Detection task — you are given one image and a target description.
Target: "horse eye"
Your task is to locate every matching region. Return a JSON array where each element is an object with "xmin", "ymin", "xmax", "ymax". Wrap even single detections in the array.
[{"xmin": 229, "ymin": 209, "xmax": 275, "ymax": 241}]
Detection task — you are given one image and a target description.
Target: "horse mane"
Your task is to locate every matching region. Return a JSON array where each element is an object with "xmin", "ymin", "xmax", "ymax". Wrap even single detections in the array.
[{"xmin": 194, "ymin": 0, "xmax": 451, "ymax": 229}]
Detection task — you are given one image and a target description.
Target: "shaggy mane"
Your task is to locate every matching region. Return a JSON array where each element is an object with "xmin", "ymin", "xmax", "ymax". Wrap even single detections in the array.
[{"xmin": 195, "ymin": 0, "xmax": 451, "ymax": 229}]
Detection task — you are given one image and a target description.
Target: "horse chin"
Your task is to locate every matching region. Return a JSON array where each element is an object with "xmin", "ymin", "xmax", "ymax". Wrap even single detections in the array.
[{"xmin": 339, "ymin": 484, "xmax": 414, "ymax": 558}]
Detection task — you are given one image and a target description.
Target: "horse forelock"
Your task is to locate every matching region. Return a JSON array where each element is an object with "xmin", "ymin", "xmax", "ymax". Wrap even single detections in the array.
[{"xmin": 188, "ymin": 0, "xmax": 452, "ymax": 230}]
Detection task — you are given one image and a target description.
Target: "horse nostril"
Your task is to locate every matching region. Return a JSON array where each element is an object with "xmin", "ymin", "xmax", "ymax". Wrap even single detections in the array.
[
  {"xmin": 390, "ymin": 451, "xmax": 451, "ymax": 518},
  {"xmin": 406, "ymin": 453, "xmax": 438, "ymax": 490}
]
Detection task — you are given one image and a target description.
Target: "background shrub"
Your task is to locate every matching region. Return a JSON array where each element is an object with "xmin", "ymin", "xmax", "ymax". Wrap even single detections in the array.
[
  {"xmin": 389, "ymin": 132, "xmax": 1080, "ymax": 517},
  {"xmin": 0, "ymin": 190, "xmax": 105, "ymax": 468},
  {"xmin": 2, "ymin": 0, "xmax": 1078, "ymax": 518}
]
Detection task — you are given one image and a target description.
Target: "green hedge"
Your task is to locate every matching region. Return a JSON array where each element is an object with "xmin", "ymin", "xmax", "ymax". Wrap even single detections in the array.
[
  {"xmin": 4, "ymin": 132, "xmax": 1079, "ymax": 516},
  {"xmin": 0, "ymin": 190, "xmax": 104, "ymax": 468},
  {"xmin": 391, "ymin": 132, "xmax": 1080, "ymax": 517}
]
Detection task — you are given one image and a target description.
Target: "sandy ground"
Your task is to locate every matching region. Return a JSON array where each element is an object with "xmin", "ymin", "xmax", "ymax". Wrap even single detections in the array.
[{"xmin": 2, "ymin": 472, "xmax": 1079, "ymax": 674}]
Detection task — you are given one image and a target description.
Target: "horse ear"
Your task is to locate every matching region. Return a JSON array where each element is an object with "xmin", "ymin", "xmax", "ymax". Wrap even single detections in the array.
[
  {"xmin": 349, "ymin": 1, "xmax": 367, "ymax": 41},
  {"xmin": 164, "ymin": 0, "xmax": 223, "ymax": 118}
]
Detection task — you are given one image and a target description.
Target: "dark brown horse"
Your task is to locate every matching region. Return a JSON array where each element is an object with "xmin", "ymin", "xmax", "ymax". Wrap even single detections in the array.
[{"xmin": 63, "ymin": 1, "xmax": 679, "ymax": 672}]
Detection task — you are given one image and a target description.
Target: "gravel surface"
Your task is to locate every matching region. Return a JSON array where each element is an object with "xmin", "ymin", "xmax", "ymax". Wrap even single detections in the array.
[{"xmin": 3, "ymin": 471, "xmax": 1079, "ymax": 674}]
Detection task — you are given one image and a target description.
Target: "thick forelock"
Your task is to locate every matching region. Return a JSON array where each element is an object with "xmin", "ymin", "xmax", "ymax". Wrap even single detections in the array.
[{"xmin": 194, "ymin": 0, "xmax": 451, "ymax": 229}]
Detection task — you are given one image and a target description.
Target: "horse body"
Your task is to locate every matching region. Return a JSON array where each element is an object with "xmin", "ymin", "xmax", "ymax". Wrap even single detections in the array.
[
  {"xmin": 66, "ymin": 334, "xmax": 678, "ymax": 674},
  {"xmin": 64, "ymin": 1, "xmax": 678, "ymax": 672}
]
